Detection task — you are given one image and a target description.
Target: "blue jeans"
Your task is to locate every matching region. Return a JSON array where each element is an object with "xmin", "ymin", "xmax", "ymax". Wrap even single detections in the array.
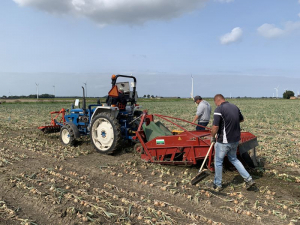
[
  {"xmin": 196, "ymin": 121, "xmax": 208, "ymax": 131},
  {"xmin": 214, "ymin": 141, "xmax": 252, "ymax": 187}
]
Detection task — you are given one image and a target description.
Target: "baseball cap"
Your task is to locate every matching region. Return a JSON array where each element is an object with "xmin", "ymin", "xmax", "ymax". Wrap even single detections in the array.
[{"xmin": 194, "ymin": 95, "xmax": 202, "ymax": 102}]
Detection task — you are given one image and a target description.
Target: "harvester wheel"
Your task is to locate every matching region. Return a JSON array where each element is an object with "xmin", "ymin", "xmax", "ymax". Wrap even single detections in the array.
[
  {"xmin": 134, "ymin": 143, "xmax": 144, "ymax": 155},
  {"xmin": 60, "ymin": 124, "xmax": 75, "ymax": 146},
  {"xmin": 249, "ymin": 148, "xmax": 259, "ymax": 167},
  {"xmin": 90, "ymin": 112, "xmax": 121, "ymax": 154},
  {"xmin": 241, "ymin": 148, "xmax": 259, "ymax": 168}
]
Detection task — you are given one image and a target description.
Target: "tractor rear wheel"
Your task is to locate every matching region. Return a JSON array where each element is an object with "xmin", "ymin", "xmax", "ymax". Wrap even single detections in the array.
[
  {"xmin": 90, "ymin": 112, "xmax": 121, "ymax": 154},
  {"xmin": 60, "ymin": 124, "xmax": 75, "ymax": 146}
]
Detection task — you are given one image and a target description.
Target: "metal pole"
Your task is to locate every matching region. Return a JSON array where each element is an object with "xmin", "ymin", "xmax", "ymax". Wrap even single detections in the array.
[
  {"xmin": 84, "ymin": 82, "xmax": 87, "ymax": 98},
  {"xmin": 190, "ymin": 75, "xmax": 193, "ymax": 99}
]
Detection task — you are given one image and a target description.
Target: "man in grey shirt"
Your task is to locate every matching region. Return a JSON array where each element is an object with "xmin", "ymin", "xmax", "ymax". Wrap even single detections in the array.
[{"xmin": 192, "ymin": 95, "xmax": 211, "ymax": 130}]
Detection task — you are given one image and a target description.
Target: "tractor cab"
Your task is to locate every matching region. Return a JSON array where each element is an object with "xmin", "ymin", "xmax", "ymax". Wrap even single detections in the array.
[{"xmin": 106, "ymin": 74, "xmax": 140, "ymax": 114}]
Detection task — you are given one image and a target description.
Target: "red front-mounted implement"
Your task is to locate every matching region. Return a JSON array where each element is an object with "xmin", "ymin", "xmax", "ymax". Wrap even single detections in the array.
[
  {"xmin": 134, "ymin": 111, "xmax": 258, "ymax": 172},
  {"xmin": 38, "ymin": 108, "xmax": 66, "ymax": 133}
]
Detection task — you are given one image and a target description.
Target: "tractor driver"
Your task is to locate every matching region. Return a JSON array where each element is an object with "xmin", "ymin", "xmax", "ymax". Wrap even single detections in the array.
[{"xmin": 111, "ymin": 87, "xmax": 127, "ymax": 110}]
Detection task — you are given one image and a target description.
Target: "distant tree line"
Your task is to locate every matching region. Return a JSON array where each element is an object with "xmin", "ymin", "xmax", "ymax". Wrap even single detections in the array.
[
  {"xmin": 143, "ymin": 94, "xmax": 158, "ymax": 98},
  {"xmin": 1, "ymin": 94, "xmax": 55, "ymax": 99}
]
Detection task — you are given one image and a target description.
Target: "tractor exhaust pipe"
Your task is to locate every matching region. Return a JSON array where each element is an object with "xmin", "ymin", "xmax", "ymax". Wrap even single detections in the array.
[{"xmin": 82, "ymin": 86, "xmax": 86, "ymax": 114}]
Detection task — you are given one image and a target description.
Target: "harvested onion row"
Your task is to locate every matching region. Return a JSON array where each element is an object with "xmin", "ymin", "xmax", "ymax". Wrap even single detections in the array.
[
  {"xmin": 99, "ymin": 183, "xmax": 224, "ymax": 225},
  {"xmin": 0, "ymin": 200, "xmax": 37, "ymax": 225},
  {"xmin": 41, "ymin": 167, "xmax": 90, "ymax": 188},
  {"xmin": 93, "ymin": 187, "xmax": 176, "ymax": 223},
  {"xmin": 265, "ymin": 169, "xmax": 300, "ymax": 183}
]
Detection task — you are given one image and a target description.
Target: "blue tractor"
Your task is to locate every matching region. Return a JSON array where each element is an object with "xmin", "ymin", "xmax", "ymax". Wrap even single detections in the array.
[{"xmin": 39, "ymin": 74, "xmax": 142, "ymax": 154}]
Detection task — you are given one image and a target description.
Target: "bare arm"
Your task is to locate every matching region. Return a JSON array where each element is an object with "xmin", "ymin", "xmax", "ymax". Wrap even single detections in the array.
[
  {"xmin": 211, "ymin": 125, "xmax": 219, "ymax": 138},
  {"xmin": 192, "ymin": 115, "xmax": 199, "ymax": 124}
]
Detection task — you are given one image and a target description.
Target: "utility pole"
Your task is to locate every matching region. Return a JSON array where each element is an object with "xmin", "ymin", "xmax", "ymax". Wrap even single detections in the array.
[{"xmin": 53, "ymin": 85, "xmax": 55, "ymax": 98}]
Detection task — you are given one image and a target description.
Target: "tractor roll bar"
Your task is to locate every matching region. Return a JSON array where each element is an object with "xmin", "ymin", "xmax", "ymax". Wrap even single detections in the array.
[{"xmin": 111, "ymin": 74, "xmax": 137, "ymax": 105}]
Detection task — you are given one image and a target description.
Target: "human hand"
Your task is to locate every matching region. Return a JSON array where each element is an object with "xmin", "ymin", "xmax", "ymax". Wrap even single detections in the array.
[{"xmin": 211, "ymin": 136, "xmax": 216, "ymax": 143}]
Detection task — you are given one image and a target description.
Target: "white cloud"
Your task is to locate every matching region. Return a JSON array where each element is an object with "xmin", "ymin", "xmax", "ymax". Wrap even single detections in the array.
[
  {"xmin": 257, "ymin": 21, "xmax": 300, "ymax": 38},
  {"xmin": 215, "ymin": 0, "xmax": 234, "ymax": 3},
  {"xmin": 219, "ymin": 27, "xmax": 243, "ymax": 45},
  {"xmin": 257, "ymin": 24, "xmax": 285, "ymax": 38},
  {"xmin": 285, "ymin": 20, "xmax": 300, "ymax": 31},
  {"xmin": 13, "ymin": 0, "xmax": 208, "ymax": 26}
]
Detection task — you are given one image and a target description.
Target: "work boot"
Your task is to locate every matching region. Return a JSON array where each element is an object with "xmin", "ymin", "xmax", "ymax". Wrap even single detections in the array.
[
  {"xmin": 205, "ymin": 181, "xmax": 223, "ymax": 192},
  {"xmin": 245, "ymin": 179, "xmax": 256, "ymax": 190}
]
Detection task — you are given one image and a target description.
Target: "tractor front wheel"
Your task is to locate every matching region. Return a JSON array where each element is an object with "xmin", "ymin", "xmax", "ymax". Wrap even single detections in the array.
[
  {"xmin": 90, "ymin": 113, "xmax": 121, "ymax": 154},
  {"xmin": 60, "ymin": 124, "xmax": 75, "ymax": 146}
]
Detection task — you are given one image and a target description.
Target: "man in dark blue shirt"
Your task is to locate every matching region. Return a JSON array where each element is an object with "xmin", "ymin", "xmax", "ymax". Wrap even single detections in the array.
[{"xmin": 207, "ymin": 94, "xmax": 255, "ymax": 191}]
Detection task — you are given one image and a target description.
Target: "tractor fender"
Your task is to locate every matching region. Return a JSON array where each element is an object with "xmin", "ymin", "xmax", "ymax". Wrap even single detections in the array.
[
  {"xmin": 91, "ymin": 106, "xmax": 119, "ymax": 121},
  {"xmin": 66, "ymin": 122, "xmax": 80, "ymax": 139}
]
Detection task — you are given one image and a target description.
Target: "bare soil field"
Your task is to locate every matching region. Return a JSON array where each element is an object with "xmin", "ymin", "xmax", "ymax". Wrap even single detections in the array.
[{"xmin": 0, "ymin": 99, "xmax": 299, "ymax": 225}]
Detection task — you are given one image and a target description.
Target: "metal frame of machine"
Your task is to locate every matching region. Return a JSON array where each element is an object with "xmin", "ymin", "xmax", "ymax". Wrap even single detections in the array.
[{"xmin": 133, "ymin": 111, "xmax": 258, "ymax": 171}]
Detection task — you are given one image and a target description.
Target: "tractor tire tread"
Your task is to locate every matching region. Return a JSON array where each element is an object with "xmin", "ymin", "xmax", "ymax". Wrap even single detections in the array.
[{"xmin": 60, "ymin": 125, "xmax": 75, "ymax": 146}]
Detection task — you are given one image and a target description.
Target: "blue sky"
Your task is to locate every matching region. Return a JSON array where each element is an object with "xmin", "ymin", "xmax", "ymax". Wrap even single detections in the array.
[{"xmin": 1, "ymin": 0, "xmax": 300, "ymax": 98}]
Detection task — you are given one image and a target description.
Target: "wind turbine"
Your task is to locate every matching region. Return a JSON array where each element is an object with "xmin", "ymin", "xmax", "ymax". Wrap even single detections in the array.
[
  {"xmin": 190, "ymin": 75, "xmax": 193, "ymax": 99},
  {"xmin": 274, "ymin": 86, "xmax": 279, "ymax": 99},
  {"xmin": 53, "ymin": 85, "xmax": 55, "ymax": 97},
  {"xmin": 35, "ymin": 83, "xmax": 39, "ymax": 100}
]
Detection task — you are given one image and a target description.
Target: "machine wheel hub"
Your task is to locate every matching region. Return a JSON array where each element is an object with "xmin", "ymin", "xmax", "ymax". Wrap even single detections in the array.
[{"xmin": 93, "ymin": 118, "xmax": 114, "ymax": 150}]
